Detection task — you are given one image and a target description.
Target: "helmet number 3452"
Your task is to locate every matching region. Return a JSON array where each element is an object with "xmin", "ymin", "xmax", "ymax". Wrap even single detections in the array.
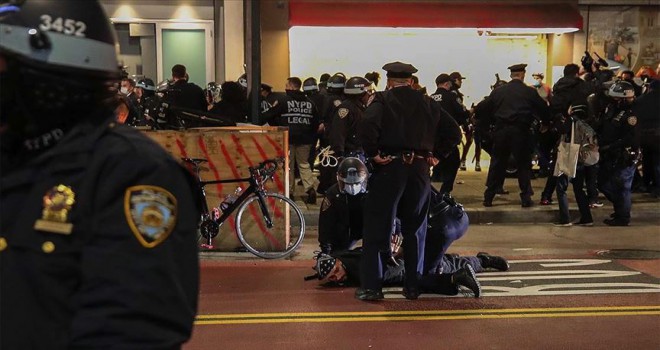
[{"xmin": 39, "ymin": 15, "xmax": 86, "ymax": 37}]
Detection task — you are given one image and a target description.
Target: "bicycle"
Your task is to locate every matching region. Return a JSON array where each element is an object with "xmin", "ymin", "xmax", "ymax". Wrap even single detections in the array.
[{"xmin": 182, "ymin": 156, "xmax": 305, "ymax": 259}]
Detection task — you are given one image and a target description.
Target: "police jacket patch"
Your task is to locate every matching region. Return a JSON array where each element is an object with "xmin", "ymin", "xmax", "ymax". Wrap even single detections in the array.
[{"xmin": 124, "ymin": 186, "xmax": 177, "ymax": 248}]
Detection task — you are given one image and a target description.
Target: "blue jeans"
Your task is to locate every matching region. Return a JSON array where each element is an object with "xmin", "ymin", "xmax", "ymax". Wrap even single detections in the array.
[
  {"xmin": 556, "ymin": 166, "xmax": 593, "ymax": 224},
  {"xmin": 598, "ymin": 163, "xmax": 635, "ymax": 222}
]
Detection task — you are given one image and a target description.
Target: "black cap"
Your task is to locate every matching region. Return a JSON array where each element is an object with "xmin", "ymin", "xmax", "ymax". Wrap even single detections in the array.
[
  {"xmin": 449, "ymin": 72, "xmax": 466, "ymax": 80},
  {"xmin": 383, "ymin": 61, "xmax": 418, "ymax": 78},
  {"xmin": 435, "ymin": 73, "xmax": 451, "ymax": 85},
  {"xmin": 508, "ymin": 63, "xmax": 527, "ymax": 72}
]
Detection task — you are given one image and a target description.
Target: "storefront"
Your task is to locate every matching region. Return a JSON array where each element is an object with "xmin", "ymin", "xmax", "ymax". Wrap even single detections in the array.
[
  {"xmin": 257, "ymin": 0, "xmax": 581, "ymax": 105},
  {"xmin": 101, "ymin": 0, "xmax": 239, "ymax": 87}
]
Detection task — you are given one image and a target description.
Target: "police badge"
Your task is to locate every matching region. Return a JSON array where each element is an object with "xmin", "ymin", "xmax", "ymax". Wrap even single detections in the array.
[
  {"xmin": 34, "ymin": 184, "xmax": 76, "ymax": 234},
  {"xmin": 338, "ymin": 108, "xmax": 349, "ymax": 119},
  {"xmin": 124, "ymin": 186, "xmax": 177, "ymax": 248}
]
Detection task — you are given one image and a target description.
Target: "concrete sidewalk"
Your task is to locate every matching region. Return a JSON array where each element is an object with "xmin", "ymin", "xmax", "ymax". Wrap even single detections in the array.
[{"xmin": 293, "ymin": 168, "xmax": 660, "ymax": 226}]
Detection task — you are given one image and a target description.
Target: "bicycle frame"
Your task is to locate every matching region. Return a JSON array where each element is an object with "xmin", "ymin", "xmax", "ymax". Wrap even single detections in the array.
[{"xmin": 200, "ymin": 175, "xmax": 275, "ymax": 229}]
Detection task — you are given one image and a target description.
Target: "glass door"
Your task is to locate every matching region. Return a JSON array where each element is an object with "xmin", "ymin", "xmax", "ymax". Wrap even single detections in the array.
[{"xmin": 156, "ymin": 22, "xmax": 215, "ymax": 87}]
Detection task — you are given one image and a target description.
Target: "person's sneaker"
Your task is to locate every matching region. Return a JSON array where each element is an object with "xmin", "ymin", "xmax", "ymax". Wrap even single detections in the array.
[
  {"xmin": 574, "ymin": 220, "xmax": 594, "ymax": 227},
  {"xmin": 553, "ymin": 222, "xmax": 573, "ymax": 227},
  {"xmin": 355, "ymin": 288, "xmax": 384, "ymax": 301},
  {"xmin": 539, "ymin": 198, "xmax": 553, "ymax": 205},
  {"xmin": 482, "ymin": 200, "xmax": 493, "ymax": 207},
  {"xmin": 477, "ymin": 252, "xmax": 510, "ymax": 271},
  {"xmin": 451, "ymin": 265, "xmax": 481, "ymax": 298},
  {"xmin": 589, "ymin": 200, "xmax": 604, "ymax": 208},
  {"xmin": 475, "ymin": 163, "xmax": 482, "ymax": 172},
  {"xmin": 305, "ymin": 188, "xmax": 317, "ymax": 205},
  {"xmin": 521, "ymin": 199, "xmax": 534, "ymax": 208},
  {"xmin": 459, "ymin": 161, "xmax": 467, "ymax": 171},
  {"xmin": 603, "ymin": 218, "xmax": 629, "ymax": 226}
]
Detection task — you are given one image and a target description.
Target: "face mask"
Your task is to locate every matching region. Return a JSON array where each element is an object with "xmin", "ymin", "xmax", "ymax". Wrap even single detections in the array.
[
  {"xmin": 343, "ymin": 183, "xmax": 364, "ymax": 196},
  {"xmin": 533, "ymin": 80, "xmax": 542, "ymax": 87},
  {"xmin": 120, "ymin": 87, "xmax": 129, "ymax": 95}
]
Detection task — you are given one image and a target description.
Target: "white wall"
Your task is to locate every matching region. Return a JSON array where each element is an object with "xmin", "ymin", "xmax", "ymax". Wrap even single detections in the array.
[{"xmin": 289, "ymin": 27, "xmax": 548, "ymax": 107}]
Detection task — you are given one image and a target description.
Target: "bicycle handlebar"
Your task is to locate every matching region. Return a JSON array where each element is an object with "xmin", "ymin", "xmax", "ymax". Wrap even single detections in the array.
[{"xmin": 251, "ymin": 157, "xmax": 284, "ymax": 179}]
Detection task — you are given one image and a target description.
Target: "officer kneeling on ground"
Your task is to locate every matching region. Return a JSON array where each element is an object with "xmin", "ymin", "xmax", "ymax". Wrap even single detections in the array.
[
  {"xmin": 318, "ymin": 157, "xmax": 369, "ymax": 254},
  {"xmin": 0, "ymin": 1, "xmax": 200, "ymax": 348}
]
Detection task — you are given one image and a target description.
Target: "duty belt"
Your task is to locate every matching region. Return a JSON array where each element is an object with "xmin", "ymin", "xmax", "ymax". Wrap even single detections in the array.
[{"xmin": 381, "ymin": 150, "xmax": 429, "ymax": 164}]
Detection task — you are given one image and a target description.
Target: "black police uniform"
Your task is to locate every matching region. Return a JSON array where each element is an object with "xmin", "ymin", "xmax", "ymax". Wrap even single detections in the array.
[
  {"xmin": 0, "ymin": 113, "xmax": 200, "ymax": 349},
  {"xmin": 317, "ymin": 92, "xmax": 346, "ymax": 194},
  {"xmin": 329, "ymin": 98, "xmax": 366, "ymax": 157},
  {"xmin": 357, "ymin": 62, "xmax": 440, "ymax": 297},
  {"xmin": 481, "ymin": 64, "xmax": 550, "ymax": 205},
  {"xmin": 318, "ymin": 183, "xmax": 365, "ymax": 253},
  {"xmin": 265, "ymin": 90, "xmax": 320, "ymax": 145},
  {"xmin": 598, "ymin": 102, "xmax": 640, "ymax": 224},
  {"xmin": 429, "ymin": 87, "xmax": 466, "ymax": 193},
  {"xmin": 164, "ymin": 79, "xmax": 208, "ymax": 127}
]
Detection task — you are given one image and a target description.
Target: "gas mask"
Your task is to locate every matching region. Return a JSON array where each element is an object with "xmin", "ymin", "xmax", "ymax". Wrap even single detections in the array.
[{"xmin": 342, "ymin": 182, "xmax": 365, "ymax": 196}]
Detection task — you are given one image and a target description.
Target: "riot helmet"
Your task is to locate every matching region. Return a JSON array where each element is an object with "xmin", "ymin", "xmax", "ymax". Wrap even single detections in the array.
[
  {"xmin": 205, "ymin": 82, "xmax": 222, "ymax": 103},
  {"xmin": 608, "ymin": 80, "xmax": 635, "ymax": 99},
  {"xmin": 137, "ymin": 78, "xmax": 156, "ymax": 92},
  {"xmin": 303, "ymin": 77, "xmax": 318, "ymax": 92},
  {"xmin": 1, "ymin": 0, "xmax": 121, "ymax": 138},
  {"xmin": 326, "ymin": 73, "xmax": 346, "ymax": 93},
  {"xmin": 336, "ymin": 157, "xmax": 368, "ymax": 195},
  {"xmin": 238, "ymin": 74, "xmax": 248, "ymax": 89},
  {"xmin": 344, "ymin": 76, "xmax": 371, "ymax": 95},
  {"xmin": 135, "ymin": 78, "xmax": 155, "ymax": 99}
]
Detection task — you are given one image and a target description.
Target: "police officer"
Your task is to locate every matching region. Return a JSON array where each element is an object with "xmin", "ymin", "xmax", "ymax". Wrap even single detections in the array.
[
  {"xmin": 134, "ymin": 78, "xmax": 158, "ymax": 127},
  {"xmin": 0, "ymin": 1, "xmax": 200, "ymax": 348},
  {"xmin": 329, "ymin": 76, "xmax": 373, "ymax": 158},
  {"xmin": 303, "ymin": 77, "xmax": 327, "ymax": 166},
  {"xmin": 356, "ymin": 61, "xmax": 443, "ymax": 301},
  {"xmin": 318, "ymin": 158, "xmax": 369, "ymax": 254},
  {"xmin": 263, "ymin": 77, "xmax": 321, "ymax": 204},
  {"xmin": 480, "ymin": 63, "xmax": 550, "ymax": 207},
  {"xmin": 317, "ymin": 73, "xmax": 347, "ymax": 194},
  {"xmin": 449, "ymin": 72, "xmax": 479, "ymax": 172},
  {"xmin": 598, "ymin": 81, "xmax": 640, "ymax": 226},
  {"xmin": 165, "ymin": 64, "xmax": 207, "ymax": 112},
  {"xmin": 430, "ymin": 73, "xmax": 466, "ymax": 194}
]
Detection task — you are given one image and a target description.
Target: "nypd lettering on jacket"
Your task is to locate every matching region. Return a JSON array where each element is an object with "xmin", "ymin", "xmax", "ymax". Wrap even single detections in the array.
[{"xmin": 284, "ymin": 100, "xmax": 314, "ymax": 125}]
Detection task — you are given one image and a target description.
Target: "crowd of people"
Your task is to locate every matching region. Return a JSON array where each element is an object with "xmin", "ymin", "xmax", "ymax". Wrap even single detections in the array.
[{"xmin": 114, "ymin": 50, "xmax": 657, "ymax": 299}]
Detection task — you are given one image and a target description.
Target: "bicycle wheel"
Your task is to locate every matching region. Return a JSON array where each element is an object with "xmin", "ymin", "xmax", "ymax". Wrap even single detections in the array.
[{"xmin": 235, "ymin": 193, "xmax": 305, "ymax": 259}]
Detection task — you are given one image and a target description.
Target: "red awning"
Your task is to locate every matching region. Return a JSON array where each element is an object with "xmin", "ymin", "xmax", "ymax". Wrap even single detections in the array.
[{"xmin": 289, "ymin": 1, "xmax": 582, "ymax": 30}]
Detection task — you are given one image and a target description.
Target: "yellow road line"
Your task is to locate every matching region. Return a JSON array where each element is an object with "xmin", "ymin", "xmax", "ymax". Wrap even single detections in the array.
[{"xmin": 195, "ymin": 306, "xmax": 660, "ymax": 325}]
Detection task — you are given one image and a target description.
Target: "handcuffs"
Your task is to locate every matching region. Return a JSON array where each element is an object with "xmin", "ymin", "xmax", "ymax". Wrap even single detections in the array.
[{"xmin": 318, "ymin": 146, "xmax": 339, "ymax": 167}]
